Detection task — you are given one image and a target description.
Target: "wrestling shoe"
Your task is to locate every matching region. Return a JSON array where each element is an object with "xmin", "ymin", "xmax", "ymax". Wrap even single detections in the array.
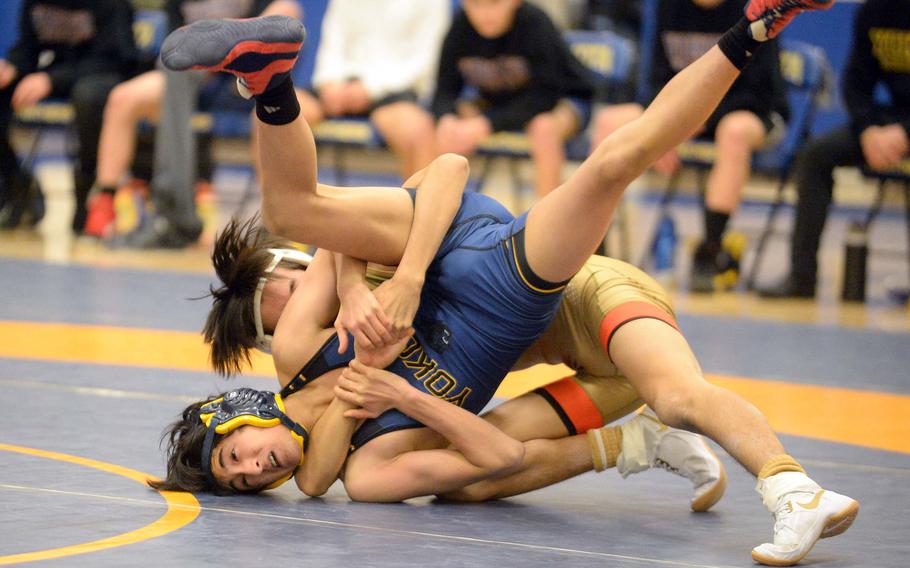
[
  {"xmin": 689, "ymin": 232, "xmax": 745, "ymax": 294},
  {"xmin": 752, "ymin": 472, "xmax": 859, "ymax": 566},
  {"xmin": 617, "ymin": 408, "xmax": 727, "ymax": 512},
  {"xmin": 745, "ymin": 0, "xmax": 833, "ymax": 41},
  {"xmin": 160, "ymin": 15, "xmax": 305, "ymax": 97}
]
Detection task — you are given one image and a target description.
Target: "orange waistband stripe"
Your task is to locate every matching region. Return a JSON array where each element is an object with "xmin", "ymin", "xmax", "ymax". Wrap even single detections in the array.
[
  {"xmin": 539, "ymin": 376, "xmax": 605, "ymax": 435},
  {"xmin": 599, "ymin": 301, "xmax": 680, "ymax": 359}
]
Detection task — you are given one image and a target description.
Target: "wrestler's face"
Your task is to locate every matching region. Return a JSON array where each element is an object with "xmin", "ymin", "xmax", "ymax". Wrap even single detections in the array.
[
  {"xmin": 210, "ymin": 424, "xmax": 301, "ymax": 492},
  {"xmin": 259, "ymin": 266, "xmax": 306, "ymax": 334},
  {"xmin": 463, "ymin": 0, "xmax": 521, "ymax": 39}
]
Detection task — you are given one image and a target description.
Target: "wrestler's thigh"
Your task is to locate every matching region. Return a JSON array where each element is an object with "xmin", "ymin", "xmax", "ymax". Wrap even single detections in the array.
[{"xmin": 481, "ymin": 393, "xmax": 568, "ymax": 441}]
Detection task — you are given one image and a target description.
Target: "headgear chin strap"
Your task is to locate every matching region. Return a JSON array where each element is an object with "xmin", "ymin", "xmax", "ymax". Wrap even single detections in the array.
[
  {"xmin": 199, "ymin": 387, "xmax": 309, "ymax": 490},
  {"xmin": 253, "ymin": 248, "xmax": 313, "ymax": 353}
]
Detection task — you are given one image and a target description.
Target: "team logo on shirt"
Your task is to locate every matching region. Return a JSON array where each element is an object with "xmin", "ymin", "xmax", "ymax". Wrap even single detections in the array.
[{"xmin": 399, "ymin": 337, "xmax": 472, "ymax": 407}]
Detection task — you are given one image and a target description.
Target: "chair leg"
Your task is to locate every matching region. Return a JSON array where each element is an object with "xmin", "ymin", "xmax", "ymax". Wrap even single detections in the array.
[
  {"xmin": 18, "ymin": 125, "xmax": 47, "ymax": 174},
  {"xmin": 862, "ymin": 179, "xmax": 887, "ymax": 231},
  {"xmin": 904, "ymin": 182, "xmax": 910, "ymax": 287},
  {"xmin": 508, "ymin": 157, "xmax": 522, "ymax": 206},
  {"xmin": 334, "ymin": 145, "xmax": 348, "ymax": 186},
  {"xmin": 745, "ymin": 178, "xmax": 787, "ymax": 290},
  {"xmin": 472, "ymin": 155, "xmax": 490, "ymax": 194},
  {"xmin": 638, "ymin": 169, "xmax": 681, "ymax": 268}
]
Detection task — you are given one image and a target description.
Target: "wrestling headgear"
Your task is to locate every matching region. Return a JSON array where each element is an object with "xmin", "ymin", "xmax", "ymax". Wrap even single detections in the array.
[
  {"xmin": 199, "ymin": 387, "xmax": 309, "ymax": 490},
  {"xmin": 253, "ymin": 248, "xmax": 313, "ymax": 353}
]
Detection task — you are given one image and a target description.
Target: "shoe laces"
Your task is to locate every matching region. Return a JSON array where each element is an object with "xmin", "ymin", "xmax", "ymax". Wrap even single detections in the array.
[{"xmin": 654, "ymin": 457, "xmax": 682, "ymax": 476}]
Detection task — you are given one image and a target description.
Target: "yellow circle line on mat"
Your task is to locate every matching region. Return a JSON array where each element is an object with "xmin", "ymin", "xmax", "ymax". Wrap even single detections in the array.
[{"xmin": 0, "ymin": 443, "xmax": 200, "ymax": 565}]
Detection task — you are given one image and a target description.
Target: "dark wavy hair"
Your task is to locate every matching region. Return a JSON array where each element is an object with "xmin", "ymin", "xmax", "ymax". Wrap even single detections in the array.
[
  {"xmin": 148, "ymin": 394, "xmax": 232, "ymax": 495},
  {"xmin": 202, "ymin": 215, "xmax": 298, "ymax": 376}
]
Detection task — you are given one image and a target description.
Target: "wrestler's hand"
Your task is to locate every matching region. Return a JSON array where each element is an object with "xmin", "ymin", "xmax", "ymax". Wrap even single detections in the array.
[
  {"xmin": 353, "ymin": 331, "xmax": 412, "ymax": 369},
  {"xmin": 335, "ymin": 360, "xmax": 410, "ymax": 419},
  {"xmin": 335, "ymin": 281, "xmax": 394, "ymax": 353},
  {"xmin": 372, "ymin": 274, "xmax": 422, "ymax": 341}
]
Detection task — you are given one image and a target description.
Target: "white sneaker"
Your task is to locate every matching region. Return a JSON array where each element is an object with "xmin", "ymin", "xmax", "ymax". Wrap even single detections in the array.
[
  {"xmin": 752, "ymin": 472, "xmax": 859, "ymax": 566},
  {"xmin": 617, "ymin": 408, "xmax": 727, "ymax": 512}
]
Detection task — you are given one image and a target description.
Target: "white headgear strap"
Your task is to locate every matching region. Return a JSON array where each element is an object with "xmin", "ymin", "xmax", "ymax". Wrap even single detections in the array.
[{"xmin": 253, "ymin": 248, "xmax": 313, "ymax": 353}]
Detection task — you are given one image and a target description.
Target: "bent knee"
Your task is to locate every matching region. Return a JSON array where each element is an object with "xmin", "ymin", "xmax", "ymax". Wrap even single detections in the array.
[
  {"xmin": 649, "ymin": 387, "xmax": 702, "ymax": 430},
  {"xmin": 715, "ymin": 112, "xmax": 765, "ymax": 147}
]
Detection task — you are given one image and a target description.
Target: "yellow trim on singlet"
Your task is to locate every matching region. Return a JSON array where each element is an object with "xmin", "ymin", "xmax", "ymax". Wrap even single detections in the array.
[{"xmin": 509, "ymin": 236, "xmax": 567, "ymax": 294}]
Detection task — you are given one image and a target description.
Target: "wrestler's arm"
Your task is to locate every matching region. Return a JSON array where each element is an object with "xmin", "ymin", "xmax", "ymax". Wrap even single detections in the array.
[
  {"xmin": 267, "ymin": 153, "xmax": 469, "ymax": 268},
  {"xmin": 336, "ymin": 363, "xmax": 525, "ymax": 502},
  {"xmin": 332, "ymin": 156, "xmax": 468, "ymax": 348}
]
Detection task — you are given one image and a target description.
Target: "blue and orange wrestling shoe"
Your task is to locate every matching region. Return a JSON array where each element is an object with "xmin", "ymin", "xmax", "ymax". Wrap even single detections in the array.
[
  {"xmin": 160, "ymin": 15, "xmax": 305, "ymax": 97},
  {"xmin": 745, "ymin": 0, "xmax": 833, "ymax": 41}
]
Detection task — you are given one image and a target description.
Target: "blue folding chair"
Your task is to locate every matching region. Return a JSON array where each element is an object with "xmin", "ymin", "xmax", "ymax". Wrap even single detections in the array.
[{"xmin": 637, "ymin": 41, "xmax": 830, "ymax": 289}]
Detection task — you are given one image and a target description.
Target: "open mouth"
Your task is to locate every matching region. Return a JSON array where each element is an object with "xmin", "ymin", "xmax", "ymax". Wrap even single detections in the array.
[{"xmin": 269, "ymin": 451, "xmax": 280, "ymax": 469}]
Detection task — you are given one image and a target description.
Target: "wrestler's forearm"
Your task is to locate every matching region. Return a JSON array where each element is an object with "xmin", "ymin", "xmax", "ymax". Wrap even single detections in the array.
[
  {"xmin": 396, "ymin": 388, "xmax": 524, "ymax": 472},
  {"xmin": 395, "ymin": 153, "xmax": 469, "ymax": 282},
  {"xmin": 334, "ymin": 253, "xmax": 368, "ymax": 297},
  {"xmin": 296, "ymin": 397, "xmax": 360, "ymax": 496}
]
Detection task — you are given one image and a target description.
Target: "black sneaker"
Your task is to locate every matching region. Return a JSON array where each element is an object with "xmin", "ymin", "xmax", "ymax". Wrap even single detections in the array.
[
  {"xmin": 109, "ymin": 215, "xmax": 202, "ymax": 249},
  {"xmin": 0, "ymin": 173, "xmax": 44, "ymax": 229},
  {"xmin": 758, "ymin": 274, "xmax": 816, "ymax": 299},
  {"xmin": 689, "ymin": 233, "xmax": 745, "ymax": 294}
]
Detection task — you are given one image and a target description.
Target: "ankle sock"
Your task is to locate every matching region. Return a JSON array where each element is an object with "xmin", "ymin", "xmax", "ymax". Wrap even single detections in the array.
[
  {"xmin": 588, "ymin": 426, "xmax": 622, "ymax": 472},
  {"xmin": 255, "ymin": 77, "xmax": 300, "ymax": 126},
  {"xmin": 718, "ymin": 18, "xmax": 764, "ymax": 70},
  {"xmin": 704, "ymin": 209, "xmax": 730, "ymax": 247},
  {"xmin": 759, "ymin": 454, "xmax": 806, "ymax": 479}
]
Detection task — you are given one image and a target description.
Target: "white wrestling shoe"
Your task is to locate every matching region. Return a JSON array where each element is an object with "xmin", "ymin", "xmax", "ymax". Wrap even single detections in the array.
[
  {"xmin": 752, "ymin": 472, "xmax": 860, "ymax": 566},
  {"xmin": 617, "ymin": 408, "xmax": 727, "ymax": 512}
]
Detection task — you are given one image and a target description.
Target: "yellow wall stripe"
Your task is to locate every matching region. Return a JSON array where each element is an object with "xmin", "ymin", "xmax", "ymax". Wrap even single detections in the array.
[
  {"xmin": 0, "ymin": 320, "xmax": 275, "ymax": 377},
  {"xmin": 0, "ymin": 443, "xmax": 200, "ymax": 565}
]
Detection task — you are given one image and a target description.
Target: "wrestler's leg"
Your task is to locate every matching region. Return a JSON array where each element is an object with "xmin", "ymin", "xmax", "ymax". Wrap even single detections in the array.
[
  {"xmin": 608, "ymin": 318, "xmax": 783, "ymax": 475},
  {"xmin": 521, "ymin": 46, "xmax": 742, "ymax": 284},
  {"xmin": 159, "ymin": 18, "xmax": 456, "ymax": 266}
]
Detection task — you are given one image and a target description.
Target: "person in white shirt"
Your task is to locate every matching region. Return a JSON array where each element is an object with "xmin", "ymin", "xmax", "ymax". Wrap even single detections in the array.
[{"xmin": 301, "ymin": 0, "xmax": 450, "ymax": 178}]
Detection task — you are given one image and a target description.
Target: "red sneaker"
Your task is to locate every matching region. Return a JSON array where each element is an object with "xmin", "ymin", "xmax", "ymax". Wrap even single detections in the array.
[
  {"xmin": 84, "ymin": 192, "xmax": 115, "ymax": 238},
  {"xmin": 160, "ymin": 15, "xmax": 305, "ymax": 96},
  {"xmin": 746, "ymin": 0, "xmax": 834, "ymax": 41}
]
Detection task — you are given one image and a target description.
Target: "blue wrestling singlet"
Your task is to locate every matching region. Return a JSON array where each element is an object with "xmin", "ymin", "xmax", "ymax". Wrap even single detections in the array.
[{"xmin": 282, "ymin": 190, "xmax": 569, "ymax": 449}]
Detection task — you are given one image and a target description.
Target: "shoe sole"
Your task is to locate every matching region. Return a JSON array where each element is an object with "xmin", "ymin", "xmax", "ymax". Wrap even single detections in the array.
[
  {"xmin": 750, "ymin": 497, "xmax": 860, "ymax": 567},
  {"xmin": 161, "ymin": 16, "xmax": 304, "ymax": 73},
  {"xmin": 691, "ymin": 439, "xmax": 727, "ymax": 513}
]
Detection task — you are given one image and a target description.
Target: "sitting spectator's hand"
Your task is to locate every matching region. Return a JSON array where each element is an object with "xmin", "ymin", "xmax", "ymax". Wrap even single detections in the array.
[
  {"xmin": 342, "ymin": 80, "xmax": 371, "ymax": 115},
  {"xmin": 11, "ymin": 72, "xmax": 51, "ymax": 109},
  {"xmin": 861, "ymin": 124, "xmax": 909, "ymax": 170},
  {"xmin": 320, "ymin": 82, "xmax": 347, "ymax": 116},
  {"xmin": 334, "ymin": 281, "xmax": 394, "ymax": 353},
  {"xmin": 0, "ymin": 60, "xmax": 17, "ymax": 89}
]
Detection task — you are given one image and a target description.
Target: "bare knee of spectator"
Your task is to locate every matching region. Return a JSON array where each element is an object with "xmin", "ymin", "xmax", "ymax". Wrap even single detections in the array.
[
  {"xmin": 527, "ymin": 112, "xmax": 561, "ymax": 145},
  {"xmin": 104, "ymin": 83, "xmax": 141, "ymax": 121},
  {"xmin": 296, "ymin": 89, "xmax": 324, "ymax": 124},
  {"xmin": 592, "ymin": 103, "xmax": 643, "ymax": 145},
  {"xmin": 715, "ymin": 112, "xmax": 764, "ymax": 150}
]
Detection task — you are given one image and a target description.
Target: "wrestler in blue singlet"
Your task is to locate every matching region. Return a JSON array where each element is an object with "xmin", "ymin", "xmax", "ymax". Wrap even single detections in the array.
[{"xmin": 281, "ymin": 189, "xmax": 568, "ymax": 448}]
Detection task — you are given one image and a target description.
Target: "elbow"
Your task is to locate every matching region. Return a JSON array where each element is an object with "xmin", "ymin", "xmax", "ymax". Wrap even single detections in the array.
[
  {"xmin": 301, "ymin": 481, "xmax": 330, "ymax": 498},
  {"xmin": 488, "ymin": 440, "xmax": 524, "ymax": 477},
  {"xmin": 436, "ymin": 152, "xmax": 470, "ymax": 179}
]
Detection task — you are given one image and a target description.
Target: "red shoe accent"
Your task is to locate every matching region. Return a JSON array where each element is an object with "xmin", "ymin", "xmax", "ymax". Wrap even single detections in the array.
[
  {"xmin": 84, "ymin": 192, "xmax": 115, "ymax": 238},
  {"xmin": 746, "ymin": 0, "xmax": 833, "ymax": 40},
  {"xmin": 191, "ymin": 40, "xmax": 301, "ymax": 95}
]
